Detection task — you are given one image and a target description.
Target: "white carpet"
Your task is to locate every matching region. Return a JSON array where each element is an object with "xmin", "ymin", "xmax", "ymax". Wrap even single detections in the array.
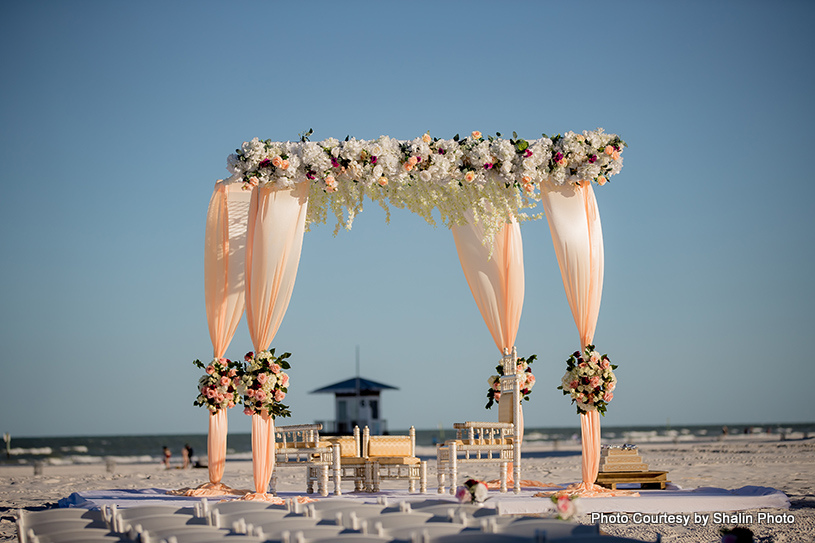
[{"xmin": 59, "ymin": 483, "xmax": 789, "ymax": 515}]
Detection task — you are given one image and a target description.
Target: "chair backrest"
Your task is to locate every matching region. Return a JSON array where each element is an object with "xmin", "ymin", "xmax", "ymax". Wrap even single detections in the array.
[
  {"xmin": 275, "ymin": 423, "xmax": 323, "ymax": 449},
  {"xmin": 453, "ymin": 422, "xmax": 513, "ymax": 445},
  {"xmin": 365, "ymin": 426, "xmax": 415, "ymax": 458},
  {"xmin": 325, "ymin": 426, "xmax": 362, "ymax": 457}
]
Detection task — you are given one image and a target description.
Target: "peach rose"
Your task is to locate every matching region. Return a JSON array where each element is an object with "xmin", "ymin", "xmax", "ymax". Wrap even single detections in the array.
[
  {"xmin": 378, "ymin": 177, "xmax": 388, "ymax": 187},
  {"xmin": 597, "ymin": 175, "xmax": 607, "ymax": 185},
  {"xmin": 272, "ymin": 156, "xmax": 283, "ymax": 167},
  {"xmin": 220, "ymin": 376, "xmax": 230, "ymax": 387},
  {"xmin": 422, "ymin": 133, "xmax": 431, "ymax": 143},
  {"xmin": 521, "ymin": 175, "xmax": 532, "ymax": 184},
  {"xmin": 243, "ymin": 407, "xmax": 253, "ymax": 416},
  {"xmin": 464, "ymin": 171, "xmax": 475, "ymax": 183},
  {"xmin": 280, "ymin": 374, "xmax": 289, "ymax": 387},
  {"xmin": 270, "ymin": 363, "xmax": 281, "ymax": 374},
  {"xmin": 471, "ymin": 131, "xmax": 482, "ymax": 139},
  {"xmin": 255, "ymin": 389, "xmax": 266, "ymax": 401},
  {"xmin": 604, "ymin": 145, "xmax": 614, "ymax": 155},
  {"xmin": 280, "ymin": 159, "xmax": 290, "ymax": 170},
  {"xmin": 257, "ymin": 373, "xmax": 268, "ymax": 385},
  {"xmin": 206, "ymin": 365, "xmax": 216, "ymax": 375},
  {"xmin": 274, "ymin": 390, "xmax": 286, "ymax": 402}
]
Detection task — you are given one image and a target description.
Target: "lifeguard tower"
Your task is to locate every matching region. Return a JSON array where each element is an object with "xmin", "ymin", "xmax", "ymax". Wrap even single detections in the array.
[{"xmin": 311, "ymin": 376, "xmax": 397, "ymax": 435}]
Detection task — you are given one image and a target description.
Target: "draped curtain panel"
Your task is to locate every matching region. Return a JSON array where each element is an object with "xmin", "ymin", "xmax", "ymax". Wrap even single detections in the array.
[
  {"xmin": 451, "ymin": 215, "xmax": 525, "ymax": 354},
  {"xmin": 540, "ymin": 178, "xmax": 605, "ymax": 490},
  {"xmin": 244, "ymin": 182, "xmax": 309, "ymax": 497},
  {"xmin": 201, "ymin": 184, "xmax": 251, "ymax": 490}
]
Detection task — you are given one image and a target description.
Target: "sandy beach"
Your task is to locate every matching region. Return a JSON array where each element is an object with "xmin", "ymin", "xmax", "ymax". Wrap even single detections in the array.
[{"xmin": 2, "ymin": 434, "xmax": 813, "ymax": 542}]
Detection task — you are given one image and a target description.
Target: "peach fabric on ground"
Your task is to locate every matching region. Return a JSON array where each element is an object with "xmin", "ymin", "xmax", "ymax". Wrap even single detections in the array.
[
  {"xmin": 207, "ymin": 410, "xmax": 227, "ymax": 484},
  {"xmin": 248, "ymin": 412, "xmax": 275, "ymax": 496},
  {"xmin": 540, "ymin": 179, "xmax": 607, "ymax": 493}
]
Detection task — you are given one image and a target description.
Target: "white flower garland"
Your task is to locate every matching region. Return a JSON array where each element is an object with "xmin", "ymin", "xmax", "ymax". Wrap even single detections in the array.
[{"xmin": 220, "ymin": 129, "xmax": 625, "ymax": 245}]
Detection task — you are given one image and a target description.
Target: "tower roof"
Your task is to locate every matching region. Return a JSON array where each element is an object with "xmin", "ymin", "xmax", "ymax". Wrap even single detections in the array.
[{"xmin": 310, "ymin": 377, "xmax": 398, "ymax": 395}]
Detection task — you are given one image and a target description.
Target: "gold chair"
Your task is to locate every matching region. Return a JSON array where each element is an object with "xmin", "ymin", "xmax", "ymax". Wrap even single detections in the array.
[
  {"xmin": 324, "ymin": 426, "xmax": 367, "ymax": 494},
  {"xmin": 365, "ymin": 426, "xmax": 427, "ymax": 493}
]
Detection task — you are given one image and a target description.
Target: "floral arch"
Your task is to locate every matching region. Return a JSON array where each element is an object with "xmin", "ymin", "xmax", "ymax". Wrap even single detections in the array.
[{"xmin": 199, "ymin": 129, "xmax": 625, "ymax": 499}]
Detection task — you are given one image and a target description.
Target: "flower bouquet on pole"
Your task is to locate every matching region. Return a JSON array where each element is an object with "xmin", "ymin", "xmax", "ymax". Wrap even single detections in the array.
[{"xmin": 557, "ymin": 345, "xmax": 617, "ymax": 416}]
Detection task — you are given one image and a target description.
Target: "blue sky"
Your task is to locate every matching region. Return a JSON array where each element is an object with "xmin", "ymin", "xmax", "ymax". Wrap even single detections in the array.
[{"xmin": 1, "ymin": 1, "xmax": 813, "ymax": 438}]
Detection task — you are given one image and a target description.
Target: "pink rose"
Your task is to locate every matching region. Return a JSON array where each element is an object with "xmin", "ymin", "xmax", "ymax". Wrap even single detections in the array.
[
  {"xmin": 206, "ymin": 365, "xmax": 216, "ymax": 375},
  {"xmin": 228, "ymin": 368, "xmax": 237, "ymax": 377},
  {"xmin": 604, "ymin": 145, "xmax": 614, "ymax": 155},
  {"xmin": 493, "ymin": 391, "xmax": 501, "ymax": 402},
  {"xmin": 205, "ymin": 387, "xmax": 216, "ymax": 399},
  {"xmin": 220, "ymin": 376, "xmax": 230, "ymax": 387},
  {"xmin": 219, "ymin": 358, "xmax": 228, "ymax": 364},
  {"xmin": 257, "ymin": 372, "xmax": 268, "ymax": 385},
  {"xmin": 254, "ymin": 389, "xmax": 266, "ymax": 401},
  {"xmin": 600, "ymin": 359, "xmax": 610, "ymax": 369},
  {"xmin": 227, "ymin": 401, "xmax": 235, "ymax": 409},
  {"xmin": 270, "ymin": 363, "xmax": 281, "ymax": 374},
  {"xmin": 492, "ymin": 381, "xmax": 500, "ymax": 391},
  {"xmin": 244, "ymin": 407, "xmax": 253, "ymax": 416},
  {"xmin": 246, "ymin": 388, "xmax": 256, "ymax": 398},
  {"xmin": 274, "ymin": 390, "xmax": 286, "ymax": 402},
  {"xmin": 471, "ymin": 131, "xmax": 482, "ymax": 139},
  {"xmin": 455, "ymin": 486, "xmax": 469, "ymax": 503},
  {"xmin": 280, "ymin": 159, "xmax": 290, "ymax": 170},
  {"xmin": 589, "ymin": 376, "xmax": 601, "ymax": 387},
  {"xmin": 280, "ymin": 374, "xmax": 289, "ymax": 387},
  {"xmin": 272, "ymin": 156, "xmax": 283, "ymax": 167},
  {"xmin": 570, "ymin": 380, "xmax": 579, "ymax": 390},
  {"xmin": 604, "ymin": 391, "xmax": 614, "ymax": 402}
]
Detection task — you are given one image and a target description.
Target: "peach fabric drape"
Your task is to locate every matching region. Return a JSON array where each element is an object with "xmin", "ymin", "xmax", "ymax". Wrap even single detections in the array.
[
  {"xmin": 173, "ymin": 185, "xmax": 251, "ymax": 497},
  {"xmin": 451, "ymin": 215, "xmax": 524, "ymax": 354},
  {"xmin": 540, "ymin": 178, "xmax": 605, "ymax": 492},
  {"xmin": 243, "ymin": 182, "xmax": 309, "ymax": 499}
]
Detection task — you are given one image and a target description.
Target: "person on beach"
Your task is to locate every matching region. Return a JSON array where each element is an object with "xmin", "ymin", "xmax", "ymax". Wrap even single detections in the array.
[
  {"xmin": 162, "ymin": 446, "xmax": 171, "ymax": 468},
  {"xmin": 182, "ymin": 444, "xmax": 193, "ymax": 469}
]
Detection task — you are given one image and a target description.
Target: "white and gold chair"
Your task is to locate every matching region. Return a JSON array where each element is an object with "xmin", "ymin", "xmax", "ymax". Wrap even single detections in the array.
[
  {"xmin": 271, "ymin": 423, "xmax": 340, "ymax": 496},
  {"xmin": 436, "ymin": 348, "xmax": 522, "ymax": 495},
  {"xmin": 324, "ymin": 426, "xmax": 368, "ymax": 494},
  {"xmin": 365, "ymin": 426, "xmax": 427, "ymax": 493}
]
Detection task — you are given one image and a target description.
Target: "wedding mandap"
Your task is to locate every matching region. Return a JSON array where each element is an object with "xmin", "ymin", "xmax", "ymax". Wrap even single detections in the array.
[{"xmin": 191, "ymin": 129, "xmax": 626, "ymax": 501}]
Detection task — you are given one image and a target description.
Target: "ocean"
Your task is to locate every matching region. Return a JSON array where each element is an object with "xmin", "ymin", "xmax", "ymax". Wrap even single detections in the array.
[{"xmin": 3, "ymin": 423, "xmax": 812, "ymax": 467}]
